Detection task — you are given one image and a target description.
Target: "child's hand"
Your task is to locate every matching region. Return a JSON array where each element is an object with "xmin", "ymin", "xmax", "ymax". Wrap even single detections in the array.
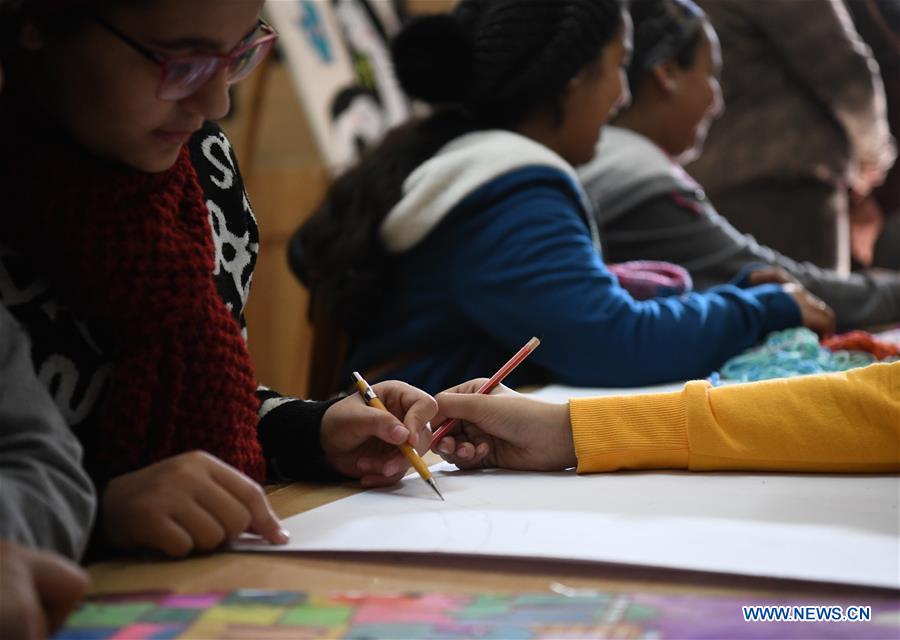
[
  {"xmin": 320, "ymin": 380, "xmax": 437, "ymax": 487},
  {"xmin": 102, "ymin": 451, "xmax": 287, "ymax": 557},
  {"xmin": 432, "ymin": 379, "xmax": 576, "ymax": 472},
  {"xmin": 746, "ymin": 266, "xmax": 798, "ymax": 286},
  {"xmin": 0, "ymin": 539, "xmax": 88, "ymax": 640},
  {"xmin": 852, "ymin": 160, "xmax": 887, "ymax": 197},
  {"xmin": 782, "ymin": 283, "xmax": 836, "ymax": 336}
]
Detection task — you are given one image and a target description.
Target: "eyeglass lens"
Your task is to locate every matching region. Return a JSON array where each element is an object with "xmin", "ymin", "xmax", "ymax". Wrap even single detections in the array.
[{"xmin": 158, "ymin": 37, "xmax": 275, "ymax": 100}]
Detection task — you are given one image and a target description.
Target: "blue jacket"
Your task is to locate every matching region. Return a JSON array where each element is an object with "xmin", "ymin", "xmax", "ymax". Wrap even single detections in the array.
[{"xmin": 347, "ymin": 130, "xmax": 801, "ymax": 393}]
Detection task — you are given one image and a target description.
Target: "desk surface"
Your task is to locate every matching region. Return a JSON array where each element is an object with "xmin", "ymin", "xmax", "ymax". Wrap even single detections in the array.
[{"xmin": 87, "ymin": 472, "xmax": 896, "ymax": 600}]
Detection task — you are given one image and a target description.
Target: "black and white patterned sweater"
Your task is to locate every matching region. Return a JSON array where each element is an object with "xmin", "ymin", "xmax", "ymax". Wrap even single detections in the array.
[{"xmin": 0, "ymin": 122, "xmax": 337, "ymax": 486}]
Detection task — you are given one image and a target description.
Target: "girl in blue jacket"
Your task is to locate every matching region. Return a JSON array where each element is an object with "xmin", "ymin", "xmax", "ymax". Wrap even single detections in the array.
[{"xmin": 294, "ymin": 0, "xmax": 834, "ymax": 394}]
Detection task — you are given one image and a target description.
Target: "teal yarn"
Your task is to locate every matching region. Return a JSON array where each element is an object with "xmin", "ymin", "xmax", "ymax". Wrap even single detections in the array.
[{"xmin": 719, "ymin": 328, "xmax": 876, "ymax": 383}]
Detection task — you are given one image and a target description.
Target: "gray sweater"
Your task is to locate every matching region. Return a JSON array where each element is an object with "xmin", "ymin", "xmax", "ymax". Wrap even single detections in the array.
[
  {"xmin": 579, "ymin": 126, "xmax": 900, "ymax": 331},
  {"xmin": 0, "ymin": 304, "xmax": 95, "ymax": 560}
]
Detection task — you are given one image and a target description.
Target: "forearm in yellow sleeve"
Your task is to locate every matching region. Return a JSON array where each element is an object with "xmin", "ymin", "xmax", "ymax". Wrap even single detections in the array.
[
  {"xmin": 570, "ymin": 362, "xmax": 900, "ymax": 474},
  {"xmin": 570, "ymin": 390, "xmax": 689, "ymax": 472}
]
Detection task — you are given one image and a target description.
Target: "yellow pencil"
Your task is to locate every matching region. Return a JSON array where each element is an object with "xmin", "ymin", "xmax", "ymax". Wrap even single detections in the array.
[{"xmin": 352, "ymin": 372, "xmax": 444, "ymax": 501}]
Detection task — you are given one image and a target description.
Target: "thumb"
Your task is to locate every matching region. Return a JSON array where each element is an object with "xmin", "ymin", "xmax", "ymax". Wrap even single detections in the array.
[
  {"xmin": 349, "ymin": 406, "xmax": 409, "ymax": 446},
  {"xmin": 435, "ymin": 392, "xmax": 499, "ymax": 432},
  {"xmin": 28, "ymin": 549, "xmax": 89, "ymax": 634},
  {"xmin": 400, "ymin": 397, "xmax": 439, "ymax": 445},
  {"xmin": 372, "ymin": 410, "xmax": 411, "ymax": 446}
]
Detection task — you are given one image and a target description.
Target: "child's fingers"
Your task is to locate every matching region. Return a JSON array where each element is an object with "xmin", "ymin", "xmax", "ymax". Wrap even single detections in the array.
[
  {"xmin": 438, "ymin": 378, "xmax": 492, "ymax": 396},
  {"xmin": 435, "ymin": 435, "xmax": 457, "ymax": 455},
  {"xmin": 445, "ymin": 453, "xmax": 487, "ymax": 470},
  {"xmin": 209, "ymin": 463, "xmax": 288, "ymax": 546},
  {"xmin": 368, "ymin": 383, "xmax": 434, "ymax": 442},
  {"xmin": 364, "ymin": 451, "xmax": 410, "ymax": 479},
  {"xmin": 433, "ymin": 393, "xmax": 495, "ymax": 438},
  {"xmin": 355, "ymin": 408, "xmax": 410, "ymax": 446},
  {"xmin": 359, "ymin": 475, "xmax": 390, "ymax": 488},
  {"xmin": 454, "ymin": 441, "xmax": 478, "ymax": 460},
  {"xmin": 172, "ymin": 502, "xmax": 227, "ymax": 552},
  {"xmin": 359, "ymin": 471, "xmax": 406, "ymax": 488},
  {"xmin": 193, "ymin": 483, "xmax": 252, "ymax": 541},
  {"xmin": 401, "ymin": 400, "xmax": 438, "ymax": 448},
  {"xmin": 409, "ymin": 419, "xmax": 434, "ymax": 455},
  {"xmin": 25, "ymin": 547, "xmax": 89, "ymax": 635},
  {"xmin": 440, "ymin": 438, "xmax": 494, "ymax": 470},
  {"xmin": 372, "ymin": 381, "xmax": 438, "ymax": 443},
  {"xmin": 0, "ymin": 553, "xmax": 45, "ymax": 640},
  {"xmin": 748, "ymin": 266, "xmax": 794, "ymax": 285},
  {"xmin": 463, "ymin": 423, "xmax": 496, "ymax": 458},
  {"xmin": 373, "ymin": 380, "xmax": 438, "ymax": 420},
  {"xmin": 141, "ymin": 517, "xmax": 196, "ymax": 558}
]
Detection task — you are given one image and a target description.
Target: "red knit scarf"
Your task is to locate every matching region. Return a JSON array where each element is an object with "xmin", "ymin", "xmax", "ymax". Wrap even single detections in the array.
[{"xmin": 1, "ymin": 103, "xmax": 266, "ymax": 483}]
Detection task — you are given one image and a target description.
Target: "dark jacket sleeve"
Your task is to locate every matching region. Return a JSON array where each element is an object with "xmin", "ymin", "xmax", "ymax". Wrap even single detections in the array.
[
  {"xmin": 603, "ymin": 192, "xmax": 900, "ymax": 331},
  {"xmin": 255, "ymin": 388, "xmax": 342, "ymax": 482},
  {"xmin": 0, "ymin": 307, "xmax": 96, "ymax": 560}
]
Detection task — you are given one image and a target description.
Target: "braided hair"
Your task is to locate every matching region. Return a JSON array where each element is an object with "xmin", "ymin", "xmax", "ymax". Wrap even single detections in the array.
[
  {"xmin": 627, "ymin": 0, "xmax": 707, "ymax": 92},
  {"xmin": 395, "ymin": 0, "xmax": 624, "ymax": 125},
  {"xmin": 294, "ymin": 0, "xmax": 625, "ymax": 334}
]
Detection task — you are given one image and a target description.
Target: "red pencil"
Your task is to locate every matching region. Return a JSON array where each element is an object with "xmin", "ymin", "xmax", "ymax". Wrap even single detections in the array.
[{"xmin": 430, "ymin": 336, "xmax": 541, "ymax": 446}]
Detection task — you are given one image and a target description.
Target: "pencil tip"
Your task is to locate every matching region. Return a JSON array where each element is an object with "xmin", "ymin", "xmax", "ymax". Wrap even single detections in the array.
[
  {"xmin": 351, "ymin": 371, "xmax": 363, "ymax": 383},
  {"xmin": 427, "ymin": 478, "xmax": 444, "ymax": 501}
]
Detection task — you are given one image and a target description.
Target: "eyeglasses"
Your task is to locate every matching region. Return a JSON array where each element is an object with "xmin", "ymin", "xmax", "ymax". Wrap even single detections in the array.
[{"xmin": 93, "ymin": 16, "xmax": 278, "ymax": 101}]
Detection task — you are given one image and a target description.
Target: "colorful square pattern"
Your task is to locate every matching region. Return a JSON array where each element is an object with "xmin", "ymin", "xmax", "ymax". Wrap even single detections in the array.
[{"xmin": 54, "ymin": 590, "xmax": 900, "ymax": 639}]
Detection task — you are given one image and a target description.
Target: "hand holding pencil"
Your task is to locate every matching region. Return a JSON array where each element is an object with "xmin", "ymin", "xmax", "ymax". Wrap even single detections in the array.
[
  {"xmin": 352, "ymin": 373, "xmax": 444, "ymax": 500},
  {"xmin": 330, "ymin": 338, "xmax": 540, "ymax": 492},
  {"xmin": 430, "ymin": 337, "xmax": 540, "ymax": 446},
  {"xmin": 319, "ymin": 379, "xmax": 437, "ymax": 489},
  {"xmin": 427, "ymin": 337, "xmax": 577, "ymax": 472},
  {"xmin": 431, "ymin": 378, "xmax": 577, "ymax": 472}
]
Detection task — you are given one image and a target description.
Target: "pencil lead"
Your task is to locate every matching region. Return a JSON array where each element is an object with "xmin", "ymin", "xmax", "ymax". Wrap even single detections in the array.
[{"xmin": 427, "ymin": 477, "xmax": 444, "ymax": 501}]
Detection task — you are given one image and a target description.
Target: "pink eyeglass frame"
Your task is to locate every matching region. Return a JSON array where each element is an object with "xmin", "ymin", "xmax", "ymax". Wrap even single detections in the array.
[{"xmin": 93, "ymin": 16, "xmax": 279, "ymax": 100}]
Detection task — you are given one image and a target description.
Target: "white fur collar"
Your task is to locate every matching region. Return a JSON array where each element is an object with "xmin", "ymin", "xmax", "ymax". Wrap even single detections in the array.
[{"xmin": 379, "ymin": 129, "xmax": 583, "ymax": 253}]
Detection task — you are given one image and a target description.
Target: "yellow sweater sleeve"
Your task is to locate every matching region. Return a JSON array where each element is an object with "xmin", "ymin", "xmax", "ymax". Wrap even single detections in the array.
[{"xmin": 570, "ymin": 362, "xmax": 900, "ymax": 473}]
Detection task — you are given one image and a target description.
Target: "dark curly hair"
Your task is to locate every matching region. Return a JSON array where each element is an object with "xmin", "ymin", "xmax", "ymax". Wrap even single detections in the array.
[{"xmin": 293, "ymin": 0, "xmax": 625, "ymax": 334}]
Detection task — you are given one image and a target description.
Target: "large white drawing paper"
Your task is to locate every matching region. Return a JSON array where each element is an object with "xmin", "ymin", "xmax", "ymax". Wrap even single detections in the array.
[
  {"xmin": 236, "ymin": 463, "xmax": 899, "ymax": 589},
  {"xmin": 529, "ymin": 382, "xmax": 686, "ymax": 402}
]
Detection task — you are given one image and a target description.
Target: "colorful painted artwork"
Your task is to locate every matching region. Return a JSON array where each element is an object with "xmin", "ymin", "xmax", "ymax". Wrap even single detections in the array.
[
  {"xmin": 266, "ymin": 0, "xmax": 409, "ymax": 172},
  {"xmin": 54, "ymin": 590, "xmax": 900, "ymax": 639}
]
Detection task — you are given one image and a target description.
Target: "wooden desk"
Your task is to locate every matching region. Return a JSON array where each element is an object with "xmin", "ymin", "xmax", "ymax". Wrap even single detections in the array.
[{"xmin": 88, "ymin": 477, "xmax": 894, "ymax": 600}]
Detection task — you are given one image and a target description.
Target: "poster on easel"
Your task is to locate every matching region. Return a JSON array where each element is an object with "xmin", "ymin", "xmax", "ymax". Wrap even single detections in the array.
[{"xmin": 266, "ymin": 0, "xmax": 411, "ymax": 174}]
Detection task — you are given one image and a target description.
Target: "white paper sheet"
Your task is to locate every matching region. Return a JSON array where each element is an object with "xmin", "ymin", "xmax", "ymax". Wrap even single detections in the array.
[
  {"xmin": 528, "ymin": 382, "xmax": 686, "ymax": 402},
  {"xmin": 236, "ymin": 463, "xmax": 900, "ymax": 589}
]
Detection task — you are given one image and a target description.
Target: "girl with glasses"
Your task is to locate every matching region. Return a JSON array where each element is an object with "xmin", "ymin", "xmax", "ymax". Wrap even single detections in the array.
[{"xmin": 0, "ymin": 0, "xmax": 437, "ymax": 559}]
